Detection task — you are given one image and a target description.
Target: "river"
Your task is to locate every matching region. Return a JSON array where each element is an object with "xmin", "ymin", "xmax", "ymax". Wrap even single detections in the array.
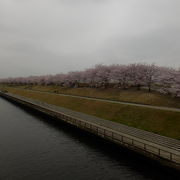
[{"xmin": 0, "ymin": 97, "xmax": 178, "ymax": 180}]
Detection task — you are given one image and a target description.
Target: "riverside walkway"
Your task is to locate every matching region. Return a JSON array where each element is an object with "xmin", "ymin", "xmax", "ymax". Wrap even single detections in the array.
[
  {"xmin": 0, "ymin": 92, "xmax": 180, "ymax": 170},
  {"xmin": 13, "ymin": 88, "xmax": 180, "ymax": 113}
]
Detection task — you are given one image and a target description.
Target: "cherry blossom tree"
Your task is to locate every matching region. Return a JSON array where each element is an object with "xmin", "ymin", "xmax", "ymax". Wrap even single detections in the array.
[{"xmin": 1, "ymin": 63, "xmax": 179, "ymax": 96}]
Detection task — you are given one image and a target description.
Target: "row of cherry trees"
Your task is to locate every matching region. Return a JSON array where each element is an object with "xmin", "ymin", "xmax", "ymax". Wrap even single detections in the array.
[{"xmin": 0, "ymin": 64, "xmax": 180, "ymax": 97}]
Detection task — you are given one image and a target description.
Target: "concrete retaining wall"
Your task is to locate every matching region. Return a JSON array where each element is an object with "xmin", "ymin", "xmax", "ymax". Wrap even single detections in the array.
[{"xmin": 0, "ymin": 92, "xmax": 180, "ymax": 171}]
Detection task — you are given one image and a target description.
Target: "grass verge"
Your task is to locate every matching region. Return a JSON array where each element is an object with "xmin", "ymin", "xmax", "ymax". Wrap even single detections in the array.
[
  {"xmin": 8, "ymin": 85, "xmax": 180, "ymax": 108},
  {"xmin": 5, "ymin": 87, "xmax": 180, "ymax": 140}
]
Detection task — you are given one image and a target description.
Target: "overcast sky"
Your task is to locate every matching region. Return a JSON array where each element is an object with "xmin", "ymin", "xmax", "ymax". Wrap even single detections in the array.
[{"xmin": 0, "ymin": 0, "xmax": 180, "ymax": 78}]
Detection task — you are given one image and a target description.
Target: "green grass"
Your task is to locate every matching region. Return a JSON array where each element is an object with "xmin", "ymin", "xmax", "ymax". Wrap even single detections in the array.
[
  {"xmin": 5, "ymin": 87, "xmax": 180, "ymax": 140},
  {"xmin": 8, "ymin": 85, "xmax": 180, "ymax": 108}
]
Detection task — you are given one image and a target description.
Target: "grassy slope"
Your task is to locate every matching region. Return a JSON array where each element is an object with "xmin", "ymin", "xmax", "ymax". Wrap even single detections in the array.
[
  {"xmin": 12, "ymin": 85, "xmax": 180, "ymax": 108},
  {"xmin": 5, "ymin": 87, "xmax": 180, "ymax": 140}
]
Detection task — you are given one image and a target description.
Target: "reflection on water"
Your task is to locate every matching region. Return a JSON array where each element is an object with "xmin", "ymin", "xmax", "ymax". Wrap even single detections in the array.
[{"xmin": 0, "ymin": 97, "xmax": 179, "ymax": 180}]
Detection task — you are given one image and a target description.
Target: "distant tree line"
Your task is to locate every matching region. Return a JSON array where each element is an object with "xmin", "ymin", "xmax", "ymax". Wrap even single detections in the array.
[{"xmin": 0, "ymin": 63, "xmax": 180, "ymax": 97}]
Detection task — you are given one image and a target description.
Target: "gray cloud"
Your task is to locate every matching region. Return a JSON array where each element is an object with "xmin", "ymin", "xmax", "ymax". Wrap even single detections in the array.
[{"xmin": 0, "ymin": 0, "xmax": 180, "ymax": 78}]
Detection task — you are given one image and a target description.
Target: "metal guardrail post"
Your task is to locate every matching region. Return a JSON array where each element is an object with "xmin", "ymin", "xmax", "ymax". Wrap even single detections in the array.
[
  {"xmin": 144, "ymin": 144, "xmax": 146, "ymax": 151},
  {"xmin": 170, "ymin": 153, "xmax": 172, "ymax": 161}
]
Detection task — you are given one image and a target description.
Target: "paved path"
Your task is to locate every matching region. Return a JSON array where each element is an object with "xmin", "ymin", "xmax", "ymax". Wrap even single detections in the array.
[
  {"xmin": 1, "ymin": 92, "xmax": 180, "ymax": 169},
  {"xmin": 1, "ymin": 92, "xmax": 180, "ymax": 154},
  {"xmin": 16, "ymin": 88, "xmax": 180, "ymax": 113}
]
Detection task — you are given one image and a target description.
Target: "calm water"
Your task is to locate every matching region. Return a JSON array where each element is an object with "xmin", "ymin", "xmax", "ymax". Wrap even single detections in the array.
[{"xmin": 0, "ymin": 97, "xmax": 179, "ymax": 180}]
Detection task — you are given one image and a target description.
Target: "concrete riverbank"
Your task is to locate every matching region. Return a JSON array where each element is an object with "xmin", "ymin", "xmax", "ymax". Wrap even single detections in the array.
[{"xmin": 0, "ymin": 92, "xmax": 180, "ymax": 171}]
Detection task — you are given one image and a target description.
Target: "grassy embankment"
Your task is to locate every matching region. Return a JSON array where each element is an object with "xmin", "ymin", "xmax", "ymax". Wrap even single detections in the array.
[
  {"xmin": 6, "ymin": 85, "xmax": 180, "ymax": 108},
  {"xmin": 4, "ymin": 87, "xmax": 180, "ymax": 140}
]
